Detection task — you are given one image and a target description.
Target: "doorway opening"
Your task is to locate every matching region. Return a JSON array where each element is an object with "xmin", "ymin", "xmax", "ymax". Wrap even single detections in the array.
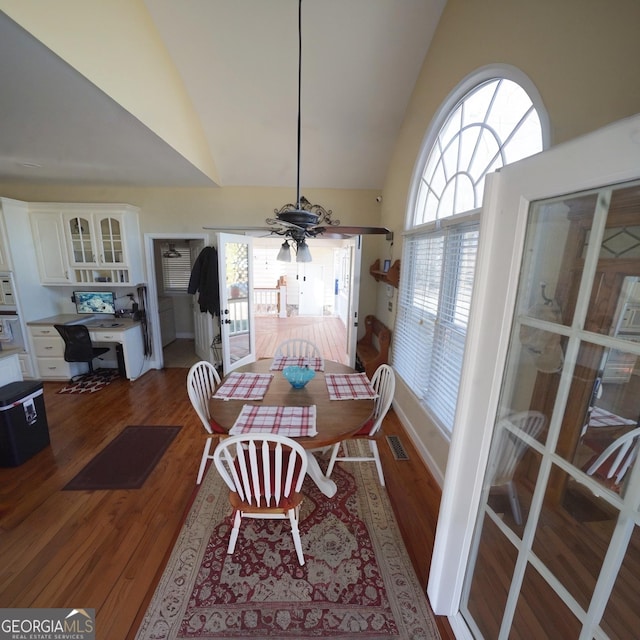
[
  {"xmin": 252, "ymin": 236, "xmax": 354, "ymax": 365},
  {"xmin": 149, "ymin": 236, "xmax": 205, "ymax": 369},
  {"xmin": 150, "ymin": 234, "xmax": 357, "ymax": 369}
]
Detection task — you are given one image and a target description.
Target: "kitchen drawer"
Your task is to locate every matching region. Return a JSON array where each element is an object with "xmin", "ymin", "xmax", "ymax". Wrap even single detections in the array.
[
  {"xmin": 30, "ymin": 325, "xmax": 60, "ymax": 338},
  {"xmin": 91, "ymin": 330, "xmax": 121, "ymax": 342},
  {"xmin": 37, "ymin": 357, "xmax": 74, "ymax": 379},
  {"xmin": 33, "ymin": 336, "xmax": 65, "ymax": 358}
]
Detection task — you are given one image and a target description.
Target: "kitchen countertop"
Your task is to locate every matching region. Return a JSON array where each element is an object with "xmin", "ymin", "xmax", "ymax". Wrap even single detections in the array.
[{"xmin": 27, "ymin": 315, "xmax": 140, "ymax": 331}]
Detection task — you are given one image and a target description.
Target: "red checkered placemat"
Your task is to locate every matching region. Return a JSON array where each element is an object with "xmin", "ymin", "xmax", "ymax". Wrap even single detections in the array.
[
  {"xmin": 588, "ymin": 406, "xmax": 636, "ymax": 428},
  {"xmin": 213, "ymin": 372, "xmax": 273, "ymax": 401},
  {"xmin": 229, "ymin": 404, "xmax": 317, "ymax": 437},
  {"xmin": 325, "ymin": 373, "xmax": 377, "ymax": 400},
  {"xmin": 270, "ymin": 356, "xmax": 325, "ymax": 371}
]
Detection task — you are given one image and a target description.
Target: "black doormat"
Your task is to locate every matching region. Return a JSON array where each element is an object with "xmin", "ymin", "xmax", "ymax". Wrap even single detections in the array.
[{"xmin": 63, "ymin": 426, "xmax": 181, "ymax": 490}]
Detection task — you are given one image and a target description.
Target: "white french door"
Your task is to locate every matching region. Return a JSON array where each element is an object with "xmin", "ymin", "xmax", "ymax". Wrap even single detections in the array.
[
  {"xmin": 428, "ymin": 114, "xmax": 640, "ymax": 639},
  {"xmin": 297, "ymin": 263, "xmax": 324, "ymax": 316},
  {"xmin": 346, "ymin": 236, "xmax": 362, "ymax": 369},
  {"xmin": 217, "ymin": 233, "xmax": 256, "ymax": 374}
]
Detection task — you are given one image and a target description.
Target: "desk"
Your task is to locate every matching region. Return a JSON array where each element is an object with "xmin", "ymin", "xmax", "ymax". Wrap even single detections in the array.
[
  {"xmin": 210, "ymin": 359, "xmax": 374, "ymax": 497},
  {"xmin": 28, "ymin": 314, "xmax": 145, "ymax": 381}
]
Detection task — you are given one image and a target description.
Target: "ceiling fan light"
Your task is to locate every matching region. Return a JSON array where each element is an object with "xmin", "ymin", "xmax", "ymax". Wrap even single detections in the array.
[
  {"xmin": 296, "ymin": 239, "xmax": 312, "ymax": 263},
  {"xmin": 277, "ymin": 240, "xmax": 292, "ymax": 262}
]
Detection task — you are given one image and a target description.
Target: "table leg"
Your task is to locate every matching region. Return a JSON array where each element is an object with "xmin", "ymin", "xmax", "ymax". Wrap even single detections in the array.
[{"xmin": 305, "ymin": 452, "xmax": 337, "ymax": 497}]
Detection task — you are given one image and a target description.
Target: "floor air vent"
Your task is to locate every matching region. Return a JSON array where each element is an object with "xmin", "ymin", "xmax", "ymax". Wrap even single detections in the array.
[{"xmin": 386, "ymin": 435, "xmax": 409, "ymax": 461}]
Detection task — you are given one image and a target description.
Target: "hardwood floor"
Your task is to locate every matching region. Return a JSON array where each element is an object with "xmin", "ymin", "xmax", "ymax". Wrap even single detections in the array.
[
  {"xmin": 163, "ymin": 315, "xmax": 350, "ymax": 369},
  {"xmin": 255, "ymin": 315, "xmax": 349, "ymax": 364},
  {"xmin": 0, "ymin": 370, "xmax": 453, "ymax": 639}
]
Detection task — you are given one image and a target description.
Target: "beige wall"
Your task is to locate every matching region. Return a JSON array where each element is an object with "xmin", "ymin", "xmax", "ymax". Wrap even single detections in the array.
[{"xmin": 380, "ymin": 0, "xmax": 640, "ymax": 478}]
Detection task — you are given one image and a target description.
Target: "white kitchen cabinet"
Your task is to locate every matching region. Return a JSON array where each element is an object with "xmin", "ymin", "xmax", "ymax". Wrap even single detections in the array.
[
  {"xmin": 0, "ymin": 211, "xmax": 12, "ymax": 271},
  {"xmin": 29, "ymin": 324, "xmax": 83, "ymax": 380},
  {"xmin": 30, "ymin": 211, "xmax": 71, "ymax": 284},
  {"xmin": 30, "ymin": 203, "xmax": 144, "ymax": 285},
  {"xmin": 0, "ymin": 353, "xmax": 22, "ymax": 386}
]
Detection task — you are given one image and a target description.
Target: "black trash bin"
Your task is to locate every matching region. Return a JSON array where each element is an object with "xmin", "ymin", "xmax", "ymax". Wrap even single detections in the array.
[{"xmin": 0, "ymin": 380, "xmax": 50, "ymax": 467}]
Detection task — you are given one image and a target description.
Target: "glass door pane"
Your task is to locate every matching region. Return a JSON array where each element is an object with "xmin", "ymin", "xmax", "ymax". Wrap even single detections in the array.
[
  {"xmin": 67, "ymin": 215, "xmax": 94, "ymax": 265},
  {"xmin": 98, "ymin": 216, "xmax": 123, "ymax": 264},
  {"xmin": 461, "ymin": 180, "xmax": 640, "ymax": 638}
]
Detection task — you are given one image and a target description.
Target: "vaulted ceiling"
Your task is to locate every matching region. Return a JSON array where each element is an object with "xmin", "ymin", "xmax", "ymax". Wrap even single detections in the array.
[{"xmin": 0, "ymin": 1, "xmax": 444, "ymax": 189}]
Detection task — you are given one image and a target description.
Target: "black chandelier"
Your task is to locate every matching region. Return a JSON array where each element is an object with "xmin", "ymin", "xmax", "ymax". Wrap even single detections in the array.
[{"xmin": 274, "ymin": 0, "xmax": 339, "ymax": 263}]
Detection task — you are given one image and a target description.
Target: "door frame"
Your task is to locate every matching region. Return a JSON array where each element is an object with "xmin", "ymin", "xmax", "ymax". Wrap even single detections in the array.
[
  {"xmin": 144, "ymin": 232, "xmax": 210, "ymax": 370},
  {"xmin": 427, "ymin": 115, "xmax": 640, "ymax": 635}
]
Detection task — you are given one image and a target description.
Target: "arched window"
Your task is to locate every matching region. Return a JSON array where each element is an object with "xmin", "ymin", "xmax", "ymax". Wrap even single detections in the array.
[{"xmin": 394, "ymin": 70, "xmax": 547, "ymax": 433}]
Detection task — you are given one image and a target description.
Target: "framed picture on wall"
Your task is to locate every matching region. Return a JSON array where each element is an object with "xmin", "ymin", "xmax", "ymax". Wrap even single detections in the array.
[{"xmin": 383, "ymin": 259, "xmax": 391, "ymax": 272}]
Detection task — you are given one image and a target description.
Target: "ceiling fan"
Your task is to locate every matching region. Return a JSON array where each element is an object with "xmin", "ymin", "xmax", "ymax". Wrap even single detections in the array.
[{"xmin": 205, "ymin": 0, "xmax": 390, "ymax": 261}]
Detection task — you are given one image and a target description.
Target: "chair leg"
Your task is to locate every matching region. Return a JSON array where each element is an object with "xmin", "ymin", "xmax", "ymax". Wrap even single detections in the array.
[
  {"xmin": 507, "ymin": 481, "xmax": 522, "ymax": 525},
  {"xmin": 370, "ymin": 440, "xmax": 386, "ymax": 487},
  {"xmin": 326, "ymin": 442, "xmax": 342, "ymax": 477},
  {"xmin": 227, "ymin": 510, "xmax": 241, "ymax": 554},
  {"xmin": 288, "ymin": 506, "xmax": 305, "ymax": 566},
  {"xmin": 197, "ymin": 437, "xmax": 214, "ymax": 484}
]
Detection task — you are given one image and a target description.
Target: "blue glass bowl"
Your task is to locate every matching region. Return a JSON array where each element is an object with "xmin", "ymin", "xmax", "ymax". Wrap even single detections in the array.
[{"xmin": 282, "ymin": 365, "xmax": 316, "ymax": 389}]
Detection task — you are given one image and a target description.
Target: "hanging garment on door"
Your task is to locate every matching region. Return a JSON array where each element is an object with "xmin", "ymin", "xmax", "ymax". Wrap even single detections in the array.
[
  {"xmin": 188, "ymin": 246, "xmax": 221, "ymax": 317},
  {"xmin": 519, "ymin": 301, "xmax": 564, "ymax": 373}
]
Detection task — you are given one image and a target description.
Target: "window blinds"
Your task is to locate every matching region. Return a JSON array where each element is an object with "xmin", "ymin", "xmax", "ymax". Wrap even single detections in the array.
[
  {"xmin": 394, "ymin": 220, "xmax": 479, "ymax": 431},
  {"xmin": 161, "ymin": 242, "xmax": 193, "ymax": 293}
]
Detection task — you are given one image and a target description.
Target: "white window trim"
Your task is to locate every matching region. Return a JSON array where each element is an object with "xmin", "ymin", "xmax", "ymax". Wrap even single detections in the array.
[
  {"xmin": 405, "ymin": 64, "xmax": 551, "ymax": 232},
  {"xmin": 396, "ymin": 65, "xmax": 547, "ymax": 438}
]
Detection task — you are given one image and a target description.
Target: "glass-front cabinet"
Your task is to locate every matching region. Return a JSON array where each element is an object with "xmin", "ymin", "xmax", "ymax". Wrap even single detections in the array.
[
  {"xmin": 30, "ymin": 203, "xmax": 144, "ymax": 285},
  {"xmin": 97, "ymin": 215, "xmax": 124, "ymax": 266},
  {"xmin": 63, "ymin": 212, "xmax": 126, "ymax": 268}
]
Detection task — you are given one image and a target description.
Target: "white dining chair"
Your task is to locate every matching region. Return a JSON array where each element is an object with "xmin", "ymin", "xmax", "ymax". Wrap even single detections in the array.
[
  {"xmin": 586, "ymin": 426, "xmax": 640, "ymax": 486},
  {"xmin": 187, "ymin": 360, "xmax": 224, "ymax": 484},
  {"xmin": 274, "ymin": 338, "xmax": 323, "ymax": 361},
  {"xmin": 213, "ymin": 433, "xmax": 309, "ymax": 565},
  {"xmin": 488, "ymin": 410, "xmax": 546, "ymax": 525},
  {"xmin": 326, "ymin": 363, "xmax": 395, "ymax": 486}
]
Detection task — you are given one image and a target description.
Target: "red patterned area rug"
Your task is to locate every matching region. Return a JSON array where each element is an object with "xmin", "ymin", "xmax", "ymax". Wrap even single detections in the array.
[
  {"xmin": 57, "ymin": 369, "xmax": 120, "ymax": 394},
  {"xmin": 135, "ymin": 451, "xmax": 440, "ymax": 639}
]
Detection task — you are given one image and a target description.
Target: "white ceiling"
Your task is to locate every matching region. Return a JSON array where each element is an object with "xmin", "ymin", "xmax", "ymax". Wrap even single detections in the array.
[{"xmin": 0, "ymin": 1, "xmax": 444, "ymax": 189}]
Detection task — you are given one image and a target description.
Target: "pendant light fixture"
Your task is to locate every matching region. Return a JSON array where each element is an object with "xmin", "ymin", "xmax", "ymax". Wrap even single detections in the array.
[
  {"xmin": 162, "ymin": 242, "xmax": 182, "ymax": 258},
  {"xmin": 277, "ymin": 240, "xmax": 292, "ymax": 262}
]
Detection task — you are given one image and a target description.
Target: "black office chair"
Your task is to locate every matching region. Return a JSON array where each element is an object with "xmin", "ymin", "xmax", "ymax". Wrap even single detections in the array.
[{"xmin": 54, "ymin": 324, "xmax": 110, "ymax": 379}]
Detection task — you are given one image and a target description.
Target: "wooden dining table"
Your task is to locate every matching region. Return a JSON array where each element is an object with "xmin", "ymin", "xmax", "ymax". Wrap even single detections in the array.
[{"xmin": 209, "ymin": 358, "xmax": 375, "ymax": 497}]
